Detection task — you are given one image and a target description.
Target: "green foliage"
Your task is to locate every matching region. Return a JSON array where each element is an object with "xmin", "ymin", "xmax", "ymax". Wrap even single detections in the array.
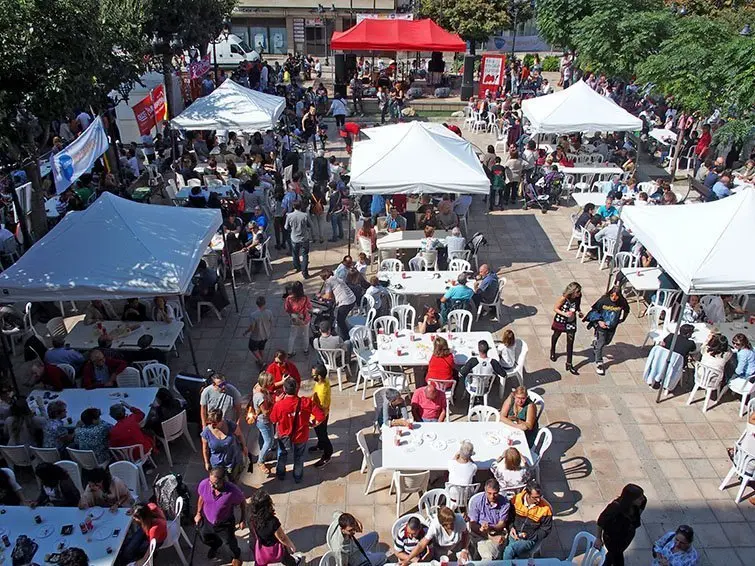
[
  {"xmin": 144, "ymin": 0, "xmax": 237, "ymax": 54},
  {"xmin": 522, "ymin": 54, "xmax": 534, "ymax": 68},
  {"xmin": 536, "ymin": 0, "xmax": 594, "ymax": 51},
  {"xmin": 711, "ymin": 117, "xmax": 755, "ymax": 151},
  {"xmin": 541, "ymin": 55, "xmax": 560, "ymax": 72},
  {"xmin": 417, "ymin": 0, "xmax": 520, "ymax": 45}
]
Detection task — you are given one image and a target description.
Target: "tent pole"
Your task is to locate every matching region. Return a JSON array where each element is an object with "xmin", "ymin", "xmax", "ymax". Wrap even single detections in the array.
[
  {"xmin": 656, "ymin": 292, "xmax": 687, "ymax": 403},
  {"xmin": 185, "ymin": 324, "xmax": 200, "ymax": 375},
  {"xmin": 0, "ymin": 335, "xmax": 20, "ymax": 395},
  {"xmin": 220, "ymin": 227, "xmax": 239, "ymax": 313}
]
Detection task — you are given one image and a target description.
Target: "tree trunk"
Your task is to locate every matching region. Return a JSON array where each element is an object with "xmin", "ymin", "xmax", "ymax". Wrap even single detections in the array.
[
  {"xmin": 24, "ymin": 159, "xmax": 48, "ymax": 242},
  {"xmin": 162, "ymin": 53, "xmax": 175, "ymax": 120},
  {"xmin": 668, "ymin": 124, "xmax": 687, "ymax": 182}
]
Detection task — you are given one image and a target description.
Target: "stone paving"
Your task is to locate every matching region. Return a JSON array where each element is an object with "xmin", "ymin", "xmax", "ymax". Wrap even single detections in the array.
[{"xmin": 15, "ymin": 121, "xmax": 755, "ymax": 565}]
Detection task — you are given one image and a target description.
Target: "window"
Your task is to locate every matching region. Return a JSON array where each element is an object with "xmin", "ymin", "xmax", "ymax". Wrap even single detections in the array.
[
  {"xmin": 269, "ymin": 27, "xmax": 287, "ymax": 54},
  {"xmin": 231, "ymin": 44, "xmax": 244, "ymax": 55}
]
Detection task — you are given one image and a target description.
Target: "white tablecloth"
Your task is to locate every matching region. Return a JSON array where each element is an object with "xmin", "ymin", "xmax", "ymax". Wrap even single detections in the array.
[
  {"xmin": 0, "ymin": 506, "xmax": 132, "ymax": 566},
  {"xmin": 381, "ymin": 421, "xmax": 532, "ymax": 471},
  {"xmin": 370, "ymin": 331, "xmax": 498, "ymax": 367},
  {"xmin": 29, "ymin": 388, "xmax": 159, "ymax": 425},
  {"xmin": 174, "ymin": 185, "xmax": 235, "ymax": 200},
  {"xmin": 649, "ymin": 128, "xmax": 678, "ymax": 145},
  {"xmin": 64, "ymin": 320, "xmax": 183, "ymax": 351},
  {"xmin": 378, "ymin": 271, "xmax": 475, "ymax": 296},
  {"xmin": 558, "ymin": 165, "xmax": 623, "ymax": 176},
  {"xmin": 681, "ymin": 321, "xmax": 755, "ymax": 348},
  {"xmin": 376, "ymin": 230, "xmax": 450, "ymax": 250},
  {"xmin": 621, "ymin": 267, "xmax": 662, "ymax": 292},
  {"xmin": 571, "ymin": 192, "xmax": 607, "ymax": 208}
]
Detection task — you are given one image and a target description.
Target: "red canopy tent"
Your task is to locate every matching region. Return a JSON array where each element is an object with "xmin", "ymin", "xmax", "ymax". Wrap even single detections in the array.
[{"xmin": 330, "ymin": 19, "xmax": 466, "ymax": 52}]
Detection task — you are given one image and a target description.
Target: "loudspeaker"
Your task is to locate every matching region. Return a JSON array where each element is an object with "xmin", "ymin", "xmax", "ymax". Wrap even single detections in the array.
[
  {"xmin": 345, "ymin": 53, "xmax": 357, "ymax": 77},
  {"xmin": 460, "ymin": 54, "xmax": 476, "ymax": 101},
  {"xmin": 334, "ymin": 53, "xmax": 346, "ymax": 84},
  {"xmin": 334, "ymin": 82, "xmax": 347, "ymax": 98},
  {"xmin": 174, "ymin": 373, "xmax": 209, "ymax": 424}
]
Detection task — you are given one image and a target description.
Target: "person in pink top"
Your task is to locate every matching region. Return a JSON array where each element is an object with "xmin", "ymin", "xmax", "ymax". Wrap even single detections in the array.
[
  {"xmin": 411, "ymin": 383, "xmax": 446, "ymax": 422},
  {"xmin": 283, "ymin": 281, "xmax": 312, "ymax": 357}
]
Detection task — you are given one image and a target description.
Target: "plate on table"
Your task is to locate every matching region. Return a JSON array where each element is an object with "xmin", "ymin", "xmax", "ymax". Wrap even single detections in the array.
[
  {"xmin": 431, "ymin": 440, "xmax": 448, "ymax": 451},
  {"xmin": 89, "ymin": 507, "xmax": 105, "ymax": 520},
  {"xmin": 485, "ymin": 432, "xmax": 501, "ymax": 446},
  {"xmin": 108, "ymin": 392, "xmax": 123, "ymax": 398},
  {"xmin": 92, "ymin": 528, "xmax": 113, "ymax": 541},
  {"xmin": 36, "ymin": 526, "xmax": 54, "ymax": 539},
  {"xmin": 422, "ymin": 432, "xmax": 437, "ymax": 442}
]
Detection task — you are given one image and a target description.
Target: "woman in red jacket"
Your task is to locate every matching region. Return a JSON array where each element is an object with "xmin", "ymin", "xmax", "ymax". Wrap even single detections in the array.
[{"xmin": 427, "ymin": 337, "xmax": 456, "ymax": 382}]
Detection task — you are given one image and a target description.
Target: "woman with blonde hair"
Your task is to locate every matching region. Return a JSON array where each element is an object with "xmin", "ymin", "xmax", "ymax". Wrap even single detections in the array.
[
  {"xmin": 491, "ymin": 447, "xmax": 531, "ymax": 491},
  {"xmin": 550, "ymin": 281, "xmax": 583, "ymax": 375},
  {"xmin": 497, "ymin": 329, "xmax": 517, "ymax": 370},
  {"xmin": 251, "ymin": 371, "xmax": 276, "ymax": 475},
  {"xmin": 500, "ymin": 385, "xmax": 538, "ymax": 446}
]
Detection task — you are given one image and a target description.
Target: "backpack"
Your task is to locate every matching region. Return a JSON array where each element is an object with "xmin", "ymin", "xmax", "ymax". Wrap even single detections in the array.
[{"xmin": 152, "ymin": 472, "xmax": 192, "ymax": 525}]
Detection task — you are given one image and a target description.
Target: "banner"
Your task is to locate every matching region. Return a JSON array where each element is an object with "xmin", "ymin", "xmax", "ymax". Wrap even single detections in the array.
[
  {"xmin": 50, "ymin": 116, "xmax": 109, "ymax": 194},
  {"xmin": 151, "ymin": 84, "xmax": 167, "ymax": 123},
  {"xmin": 478, "ymin": 54, "xmax": 506, "ymax": 99},
  {"xmin": 131, "ymin": 85, "xmax": 168, "ymax": 137},
  {"xmin": 189, "ymin": 56, "xmax": 212, "ymax": 80},
  {"xmin": 356, "ymin": 13, "xmax": 414, "ymax": 24}
]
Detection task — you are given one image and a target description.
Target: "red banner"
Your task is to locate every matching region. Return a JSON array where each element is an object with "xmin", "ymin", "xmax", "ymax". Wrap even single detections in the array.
[
  {"xmin": 189, "ymin": 56, "xmax": 212, "ymax": 80},
  {"xmin": 151, "ymin": 84, "xmax": 167, "ymax": 123},
  {"xmin": 478, "ymin": 54, "xmax": 506, "ymax": 99},
  {"xmin": 131, "ymin": 85, "xmax": 168, "ymax": 136}
]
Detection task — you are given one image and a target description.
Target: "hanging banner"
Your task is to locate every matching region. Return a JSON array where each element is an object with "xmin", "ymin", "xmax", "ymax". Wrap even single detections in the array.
[
  {"xmin": 131, "ymin": 85, "xmax": 168, "ymax": 136},
  {"xmin": 189, "ymin": 55, "xmax": 212, "ymax": 80},
  {"xmin": 478, "ymin": 54, "xmax": 506, "ymax": 98},
  {"xmin": 50, "ymin": 116, "xmax": 109, "ymax": 194},
  {"xmin": 356, "ymin": 13, "xmax": 414, "ymax": 24},
  {"xmin": 151, "ymin": 84, "xmax": 167, "ymax": 123}
]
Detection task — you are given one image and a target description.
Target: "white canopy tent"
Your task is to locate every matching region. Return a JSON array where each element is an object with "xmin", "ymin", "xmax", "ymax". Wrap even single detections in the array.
[
  {"xmin": 0, "ymin": 193, "xmax": 222, "ymax": 301},
  {"xmin": 522, "ymin": 80, "xmax": 643, "ymax": 135},
  {"xmin": 349, "ymin": 121, "xmax": 490, "ymax": 194},
  {"xmin": 171, "ymin": 79, "xmax": 286, "ymax": 131},
  {"xmin": 620, "ymin": 188, "xmax": 755, "ymax": 295}
]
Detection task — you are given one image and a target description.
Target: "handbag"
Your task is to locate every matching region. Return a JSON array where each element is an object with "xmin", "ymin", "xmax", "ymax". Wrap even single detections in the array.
[{"xmin": 254, "ymin": 537, "xmax": 286, "ymax": 566}]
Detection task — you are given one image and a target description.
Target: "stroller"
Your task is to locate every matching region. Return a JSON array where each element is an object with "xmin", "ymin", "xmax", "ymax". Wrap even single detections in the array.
[
  {"xmin": 523, "ymin": 170, "xmax": 565, "ymax": 212},
  {"xmin": 465, "ymin": 232, "xmax": 488, "ymax": 267}
]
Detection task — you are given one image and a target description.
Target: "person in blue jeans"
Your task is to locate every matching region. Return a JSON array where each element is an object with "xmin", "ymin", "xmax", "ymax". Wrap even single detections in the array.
[
  {"xmin": 328, "ymin": 184, "xmax": 345, "ymax": 241},
  {"xmin": 503, "ymin": 482, "xmax": 553, "ymax": 560},
  {"xmin": 252, "ymin": 372, "xmax": 276, "ymax": 475}
]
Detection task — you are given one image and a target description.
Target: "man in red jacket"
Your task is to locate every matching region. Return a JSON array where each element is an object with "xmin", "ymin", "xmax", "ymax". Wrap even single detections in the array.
[
  {"xmin": 265, "ymin": 350, "xmax": 301, "ymax": 394},
  {"xmin": 81, "ymin": 349, "xmax": 127, "ymax": 389},
  {"xmin": 108, "ymin": 401, "xmax": 155, "ymax": 456},
  {"xmin": 269, "ymin": 377, "xmax": 325, "ymax": 483}
]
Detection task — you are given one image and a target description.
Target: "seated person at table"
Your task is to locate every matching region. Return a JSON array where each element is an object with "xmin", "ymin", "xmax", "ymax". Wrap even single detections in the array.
[
  {"xmin": 459, "ymin": 340, "xmax": 508, "ymax": 384},
  {"xmin": 417, "ymin": 207, "xmax": 439, "ymax": 230},
  {"xmin": 661, "ymin": 324, "xmax": 697, "ymax": 362},
  {"xmin": 328, "ymin": 511, "xmax": 387, "ymax": 566},
  {"xmin": 445, "ymin": 227, "xmax": 466, "ymax": 256},
  {"xmin": 419, "ymin": 226, "xmax": 441, "ymax": 252},
  {"xmin": 187, "ymin": 185, "xmax": 208, "ymax": 208},
  {"xmin": 440, "ymin": 274, "xmax": 474, "ymax": 312},
  {"xmin": 355, "ymin": 253, "xmax": 369, "ymax": 275},
  {"xmin": 574, "ymin": 203, "xmax": 595, "ymax": 230},
  {"xmin": 730, "ymin": 333, "xmax": 755, "ymax": 381},
  {"xmin": 314, "ymin": 320, "xmax": 350, "ymax": 354},
  {"xmin": 44, "ymin": 336, "xmax": 85, "ymax": 370},
  {"xmin": 73, "ymin": 408, "xmax": 112, "ymax": 464},
  {"xmin": 472, "ymin": 264, "xmax": 498, "ymax": 309},
  {"xmin": 357, "ymin": 218, "xmax": 377, "ymax": 249},
  {"xmin": 5, "ymin": 397, "xmax": 45, "ymax": 446},
  {"xmin": 426, "ymin": 337, "xmax": 456, "ymax": 382},
  {"xmin": 584, "ymin": 214, "xmax": 603, "ymax": 238},
  {"xmin": 401, "ymin": 506, "xmax": 470, "ymax": 563},
  {"xmin": 700, "ymin": 333, "xmax": 732, "ymax": 374},
  {"xmin": 27, "ymin": 359, "xmax": 74, "ymax": 391},
  {"xmin": 447, "ymin": 440, "xmax": 477, "ymax": 504},
  {"xmin": 42, "ymin": 400, "xmax": 74, "ymax": 451},
  {"xmin": 411, "ymin": 382, "xmax": 446, "ymax": 422},
  {"xmin": 251, "ymin": 205, "xmax": 268, "ymax": 230},
  {"xmin": 597, "ymin": 197, "xmax": 619, "ymax": 219},
  {"xmin": 82, "ymin": 349, "xmax": 127, "ymax": 389},
  {"xmin": 108, "ymin": 401, "xmax": 155, "ymax": 456},
  {"xmin": 243, "ymin": 221, "xmax": 266, "ymax": 263},
  {"xmin": 0, "ymin": 467, "xmax": 26, "ymax": 505},
  {"xmin": 365, "ymin": 277, "xmax": 390, "ymax": 317},
  {"xmin": 436, "ymin": 208, "xmax": 457, "ymax": 231},
  {"xmin": 265, "ymin": 350, "xmax": 302, "ymax": 393},
  {"xmin": 83, "ymin": 299, "xmax": 118, "ymax": 325},
  {"xmin": 117, "ymin": 502, "xmax": 168, "ymax": 566},
  {"xmin": 151, "ymin": 296, "xmax": 175, "ymax": 323},
  {"xmin": 734, "ymin": 158, "xmax": 755, "ymax": 181},
  {"xmin": 32, "ymin": 463, "xmax": 80, "ymax": 507},
  {"xmin": 122, "ymin": 298, "xmax": 148, "ymax": 322},
  {"xmin": 386, "ymin": 207, "xmax": 407, "ymax": 232},
  {"xmin": 468, "ymin": 479, "xmax": 511, "ymax": 561},
  {"xmin": 381, "ymin": 389, "xmax": 410, "ymax": 427},
  {"xmin": 499, "ymin": 385, "xmax": 538, "ymax": 446},
  {"xmin": 503, "ymin": 482, "xmax": 553, "ymax": 560},
  {"xmin": 127, "ymin": 334, "xmax": 167, "ymax": 365},
  {"xmin": 145, "ymin": 387, "xmax": 184, "ymax": 438},
  {"xmin": 78, "ymin": 467, "xmax": 133, "ymax": 510},
  {"xmin": 97, "ymin": 334, "xmax": 126, "ymax": 361},
  {"xmin": 394, "ymin": 515, "xmax": 430, "ymax": 563},
  {"xmin": 595, "ymin": 215, "xmax": 620, "ymax": 243},
  {"xmin": 417, "ymin": 306, "xmax": 441, "ymax": 333},
  {"xmin": 723, "ymin": 294, "xmax": 748, "ymax": 320},
  {"xmin": 711, "ymin": 172, "xmax": 732, "ymax": 200},
  {"xmin": 190, "ymin": 259, "xmax": 218, "ymax": 305},
  {"xmin": 702, "ymin": 294, "xmax": 726, "ymax": 323},
  {"xmin": 681, "ymin": 295, "xmax": 703, "ymax": 323},
  {"xmin": 491, "ymin": 447, "xmax": 531, "ymax": 491}
]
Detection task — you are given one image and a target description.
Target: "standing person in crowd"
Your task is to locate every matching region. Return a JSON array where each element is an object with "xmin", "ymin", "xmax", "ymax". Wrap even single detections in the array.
[
  {"xmin": 250, "ymin": 371, "xmax": 276, "ymax": 476},
  {"xmin": 585, "ymin": 286, "xmax": 630, "ymax": 375},
  {"xmin": 5, "ymin": 397, "xmax": 45, "ymax": 446},
  {"xmin": 652, "ymin": 525, "xmax": 698, "ymax": 566},
  {"xmin": 503, "ymin": 482, "xmax": 553, "ymax": 560},
  {"xmin": 269, "ymin": 377, "xmax": 325, "ymax": 483},
  {"xmin": 284, "ymin": 281, "xmax": 312, "ymax": 357},
  {"xmin": 266, "ymin": 351, "xmax": 302, "ymax": 392},
  {"xmin": 200, "ymin": 372, "xmax": 243, "ymax": 427},
  {"xmin": 328, "ymin": 512, "xmax": 387, "ymax": 566},
  {"xmin": 310, "ymin": 184, "xmax": 327, "ymax": 244},
  {"xmin": 595, "ymin": 484, "xmax": 647, "ymax": 566},
  {"xmin": 310, "ymin": 364, "xmax": 334, "ymax": 468},
  {"xmin": 318, "ymin": 268, "xmax": 357, "ymax": 342},
  {"xmin": 550, "ymin": 282, "xmax": 583, "ymax": 375},
  {"xmin": 468, "ymin": 479, "xmax": 511, "ymax": 560},
  {"xmin": 195, "ymin": 467, "xmax": 246, "ymax": 566},
  {"xmin": 249, "ymin": 490, "xmax": 301, "ymax": 566},
  {"xmin": 245, "ymin": 296, "xmax": 274, "ymax": 370},
  {"xmin": 201, "ymin": 408, "xmax": 247, "ymax": 481},
  {"xmin": 285, "ymin": 201, "xmax": 312, "ymax": 279},
  {"xmin": 328, "ymin": 93, "xmax": 349, "ymax": 128},
  {"xmin": 117, "ymin": 502, "xmax": 167, "ymax": 566},
  {"xmin": 502, "ymin": 147, "xmax": 524, "ymax": 205}
]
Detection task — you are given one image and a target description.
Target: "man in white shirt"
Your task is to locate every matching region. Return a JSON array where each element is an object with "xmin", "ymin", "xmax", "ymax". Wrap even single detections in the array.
[
  {"xmin": 445, "ymin": 227, "xmax": 466, "ymax": 256},
  {"xmin": 594, "ymin": 215, "xmax": 620, "ymax": 243},
  {"xmin": 126, "ymin": 149, "xmax": 141, "ymax": 178},
  {"xmin": 140, "ymin": 133, "xmax": 155, "ymax": 163},
  {"xmin": 328, "ymin": 94, "xmax": 349, "ymax": 128},
  {"xmin": 314, "ymin": 59, "xmax": 322, "ymax": 78},
  {"xmin": 318, "ymin": 269, "xmax": 356, "ymax": 341}
]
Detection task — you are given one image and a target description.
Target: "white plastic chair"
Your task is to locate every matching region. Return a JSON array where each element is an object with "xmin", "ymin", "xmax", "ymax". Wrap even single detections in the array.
[
  {"xmin": 476, "ymin": 277, "xmax": 506, "ymax": 321},
  {"xmin": 391, "ymin": 470, "xmax": 430, "ymax": 517},
  {"xmin": 55, "ymin": 459, "xmax": 84, "ymax": 493},
  {"xmin": 719, "ymin": 431, "xmax": 755, "ymax": 503},
  {"xmin": 577, "ymin": 228, "xmax": 599, "ymax": 263},
  {"xmin": 55, "ymin": 363, "xmax": 75, "ymax": 385},
  {"xmin": 29, "ymin": 446, "xmax": 61, "ymax": 464},
  {"xmin": 447, "ymin": 309, "xmax": 472, "ymax": 332},
  {"xmin": 721, "ymin": 374, "xmax": 755, "ymax": 417},
  {"xmin": 444, "ymin": 481, "xmax": 480, "ymax": 510},
  {"xmin": 0, "ymin": 445, "xmax": 33, "ymax": 471},
  {"xmin": 356, "ymin": 429, "xmax": 394, "ymax": 494},
  {"xmin": 391, "ymin": 305, "xmax": 416, "ymax": 332},
  {"xmin": 142, "ymin": 362, "xmax": 170, "ymax": 389},
  {"xmin": 141, "ymin": 539, "xmax": 158, "ymax": 566},
  {"xmin": 379, "ymin": 258, "xmax": 402, "ymax": 272},
  {"xmin": 158, "ymin": 410, "xmax": 197, "ymax": 468},
  {"xmin": 250, "ymin": 237, "xmax": 273, "ymax": 277},
  {"xmin": 418, "ymin": 488, "xmax": 450, "ymax": 520},
  {"xmin": 567, "ymin": 215, "xmax": 583, "ymax": 251},
  {"xmin": 468, "ymin": 405, "xmax": 500, "ymax": 422},
  {"xmin": 380, "ymin": 368, "xmax": 409, "ymax": 392},
  {"xmin": 373, "ymin": 315, "xmax": 399, "ymax": 336},
  {"xmin": 408, "ymin": 255, "xmax": 430, "ymax": 271},
  {"xmin": 67, "ymin": 448, "xmax": 108, "ymax": 470},
  {"xmin": 230, "ymin": 250, "xmax": 252, "ymax": 283},
  {"xmin": 349, "ymin": 324, "xmax": 374, "ymax": 355},
  {"xmin": 116, "ymin": 367, "xmax": 143, "ymax": 388},
  {"xmin": 109, "ymin": 460, "xmax": 142, "ymax": 502},
  {"xmin": 503, "ymin": 339, "xmax": 528, "ymax": 388},
  {"xmin": 528, "ymin": 390, "xmax": 545, "ymax": 420},
  {"xmin": 315, "ymin": 346, "xmax": 351, "ymax": 392},
  {"xmin": 448, "ymin": 249, "xmax": 471, "ymax": 262},
  {"xmin": 448, "ymin": 259, "xmax": 471, "ymax": 273},
  {"xmin": 158, "ymin": 496, "xmax": 192, "ymax": 565},
  {"xmin": 687, "ymin": 362, "xmax": 725, "ymax": 412},
  {"xmin": 654, "ymin": 289, "xmax": 682, "ymax": 309},
  {"xmin": 613, "ymin": 251, "xmax": 638, "ymax": 271},
  {"xmin": 464, "ymin": 374, "xmax": 495, "ymax": 417},
  {"xmin": 419, "ymin": 250, "xmax": 438, "ymax": 271},
  {"xmin": 355, "ymin": 350, "xmax": 383, "ymax": 400},
  {"xmin": 46, "ymin": 317, "xmax": 68, "ymax": 339},
  {"xmin": 598, "ymin": 237, "xmax": 616, "ymax": 270},
  {"xmin": 427, "ymin": 378, "xmax": 456, "ymax": 421},
  {"xmin": 530, "ymin": 427, "xmax": 553, "ymax": 483},
  {"xmin": 319, "ymin": 551, "xmax": 338, "ymax": 566},
  {"xmin": 642, "ymin": 306, "xmax": 670, "ymax": 347},
  {"xmin": 566, "ymin": 531, "xmax": 607, "ymax": 565},
  {"xmin": 110, "ymin": 443, "xmax": 156, "ymax": 498}
]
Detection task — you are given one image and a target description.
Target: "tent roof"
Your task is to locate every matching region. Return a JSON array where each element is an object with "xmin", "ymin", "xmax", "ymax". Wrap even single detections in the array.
[
  {"xmin": 171, "ymin": 79, "xmax": 286, "ymax": 131},
  {"xmin": 331, "ymin": 19, "xmax": 465, "ymax": 52},
  {"xmin": 620, "ymin": 188, "xmax": 755, "ymax": 295},
  {"xmin": 521, "ymin": 80, "xmax": 642, "ymax": 134},
  {"xmin": 349, "ymin": 122, "xmax": 489, "ymax": 194},
  {"xmin": 0, "ymin": 193, "xmax": 222, "ymax": 301}
]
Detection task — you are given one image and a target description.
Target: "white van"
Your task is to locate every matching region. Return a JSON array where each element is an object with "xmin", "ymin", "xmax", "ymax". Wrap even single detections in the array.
[{"xmin": 206, "ymin": 34, "xmax": 260, "ymax": 67}]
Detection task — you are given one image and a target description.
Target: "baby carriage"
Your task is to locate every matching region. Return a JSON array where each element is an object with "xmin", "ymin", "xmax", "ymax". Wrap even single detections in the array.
[{"xmin": 523, "ymin": 170, "xmax": 565, "ymax": 212}]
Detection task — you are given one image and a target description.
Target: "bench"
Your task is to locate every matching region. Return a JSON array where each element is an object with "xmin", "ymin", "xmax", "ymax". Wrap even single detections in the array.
[{"xmin": 688, "ymin": 175, "xmax": 713, "ymax": 201}]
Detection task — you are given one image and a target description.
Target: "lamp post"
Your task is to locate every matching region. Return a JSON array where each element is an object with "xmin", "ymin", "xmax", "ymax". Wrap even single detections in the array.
[
  {"xmin": 507, "ymin": 0, "xmax": 528, "ymax": 63},
  {"xmin": 210, "ymin": 18, "xmax": 232, "ymax": 83}
]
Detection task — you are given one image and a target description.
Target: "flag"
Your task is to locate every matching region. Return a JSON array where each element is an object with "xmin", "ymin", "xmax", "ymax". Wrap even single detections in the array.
[
  {"xmin": 151, "ymin": 84, "xmax": 167, "ymax": 123},
  {"xmin": 132, "ymin": 85, "xmax": 168, "ymax": 136},
  {"xmin": 50, "ymin": 116, "xmax": 109, "ymax": 194},
  {"xmin": 189, "ymin": 55, "xmax": 212, "ymax": 80}
]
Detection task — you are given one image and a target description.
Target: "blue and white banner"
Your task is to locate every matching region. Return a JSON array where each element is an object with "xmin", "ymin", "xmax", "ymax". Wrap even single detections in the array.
[{"xmin": 51, "ymin": 116, "xmax": 109, "ymax": 194}]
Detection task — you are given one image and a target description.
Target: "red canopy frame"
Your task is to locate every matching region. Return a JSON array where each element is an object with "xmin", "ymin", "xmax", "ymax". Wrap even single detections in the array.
[{"xmin": 330, "ymin": 19, "xmax": 466, "ymax": 52}]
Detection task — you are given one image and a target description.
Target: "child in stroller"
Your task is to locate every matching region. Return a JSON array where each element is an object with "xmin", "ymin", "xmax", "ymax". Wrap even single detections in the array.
[{"xmin": 522, "ymin": 165, "xmax": 565, "ymax": 212}]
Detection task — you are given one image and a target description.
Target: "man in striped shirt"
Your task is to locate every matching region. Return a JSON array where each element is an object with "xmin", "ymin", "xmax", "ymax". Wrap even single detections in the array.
[{"xmin": 393, "ymin": 516, "xmax": 429, "ymax": 563}]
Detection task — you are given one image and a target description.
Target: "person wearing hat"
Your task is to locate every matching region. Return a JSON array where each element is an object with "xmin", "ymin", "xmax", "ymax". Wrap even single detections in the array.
[{"xmin": 127, "ymin": 334, "xmax": 167, "ymax": 365}]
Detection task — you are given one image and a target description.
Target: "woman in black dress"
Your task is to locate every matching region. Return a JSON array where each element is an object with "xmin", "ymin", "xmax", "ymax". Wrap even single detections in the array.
[
  {"xmin": 550, "ymin": 282, "xmax": 583, "ymax": 375},
  {"xmin": 250, "ymin": 490, "xmax": 299, "ymax": 566},
  {"xmin": 595, "ymin": 483, "xmax": 647, "ymax": 566}
]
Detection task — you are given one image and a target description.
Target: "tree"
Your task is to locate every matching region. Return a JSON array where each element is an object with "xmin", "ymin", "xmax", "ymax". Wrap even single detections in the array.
[
  {"xmin": 0, "ymin": 0, "xmax": 149, "ymax": 238},
  {"xmin": 535, "ymin": 0, "xmax": 594, "ymax": 52}
]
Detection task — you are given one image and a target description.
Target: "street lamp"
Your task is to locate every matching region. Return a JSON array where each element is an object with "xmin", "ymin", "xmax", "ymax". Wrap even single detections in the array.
[
  {"xmin": 210, "ymin": 18, "xmax": 232, "ymax": 82},
  {"xmin": 507, "ymin": 0, "xmax": 528, "ymax": 63}
]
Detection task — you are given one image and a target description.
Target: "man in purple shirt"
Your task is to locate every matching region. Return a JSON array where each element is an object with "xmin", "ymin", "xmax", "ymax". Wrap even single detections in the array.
[
  {"xmin": 467, "ymin": 478, "xmax": 511, "ymax": 560},
  {"xmin": 194, "ymin": 467, "xmax": 247, "ymax": 565}
]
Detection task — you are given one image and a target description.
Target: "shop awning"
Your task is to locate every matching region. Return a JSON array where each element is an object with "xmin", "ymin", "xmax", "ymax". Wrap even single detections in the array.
[{"xmin": 331, "ymin": 19, "xmax": 466, "ymax": 52}]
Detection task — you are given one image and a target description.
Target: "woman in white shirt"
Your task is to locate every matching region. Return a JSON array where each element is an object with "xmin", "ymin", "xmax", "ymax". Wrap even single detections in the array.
[
  {"xmin": 702, "ymin": 295, "xmax": 726, "ymax": 323},
  {"xmin": 447, "ymin": 441, "xmax": 477, "ymax": 511},
  {"xmin": 497, "ymin": 329, "xmax": 518, "ymax": 370},
  {"xmin": 402, "ymin": 506, "xmax": 470, "ymax": 563},
  {"xmin": 699, "ymin": 333, "xmax": 732, "ymax": 374},
  {"xmin": 491, "ymin": 447, "xmax": 531, "ymax": 493}
]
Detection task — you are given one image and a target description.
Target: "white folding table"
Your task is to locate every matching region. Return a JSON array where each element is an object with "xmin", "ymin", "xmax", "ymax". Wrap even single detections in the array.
[
  {"xmin": 29, "ymin": 388, "xmax": 159, "ymax": 425},
  {"xmin": 376, "ymin": 230, "xmax": 450, "ymax": 251},
  {"xmin": 620, "ymin": 267, "xmax": 662, "ymax": 316},
  {"xmin": 378, "ymin": 271, "xmax": 476, "ymax": 297},
  {"xmin": 369, "ymin": 331, "xmax": 498, "ymax": 367},
  {"xmin": 571, "ymin": 192, "xmax": 607, "ymax": 209},
  {"xmin": 64, "ymin": 320, "xmax": 184, "ymax": 352}
]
